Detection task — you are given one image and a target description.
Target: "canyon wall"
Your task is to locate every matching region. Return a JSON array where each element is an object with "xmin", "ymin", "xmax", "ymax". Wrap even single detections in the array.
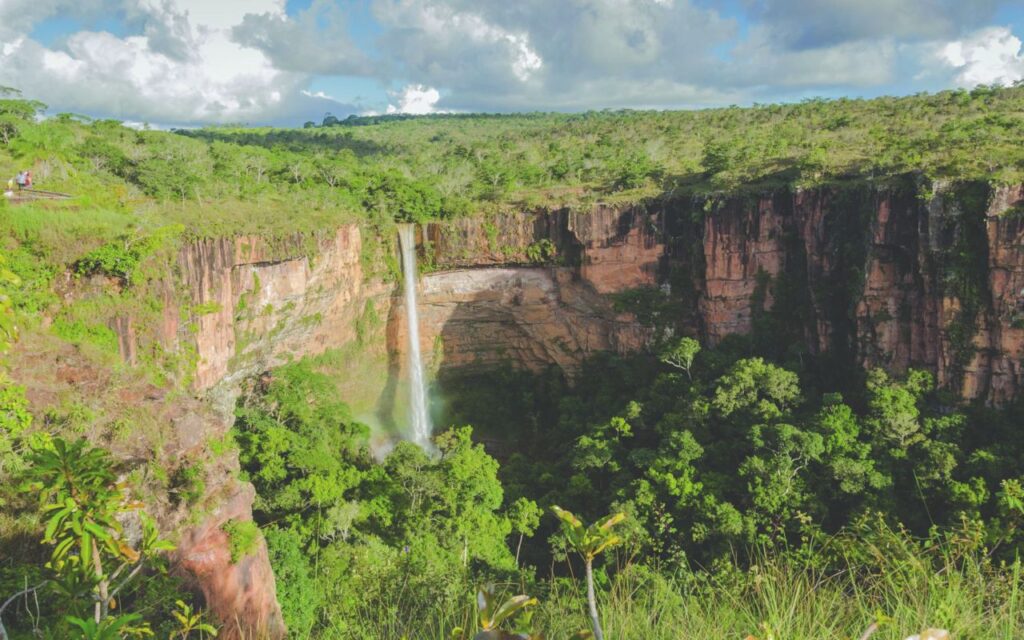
[
  {"xmin": 88, "ymin": 178, "xmax": 1021, "ymax": 636},
  {"xmin": 417, "ymin": 267, "xmax": 648, "ymax": 374},
  {"xmin": 686, "ymin": 180, "xmax": 1024, "ymax": 402},
  {"xmin": 179, "ymin": 217, "xmax": 654, "ymax": 399},
  {"xmin": 424, "ymin": 179, "xmax": 1024, "ymax": 401},
  {"xmin": 165, "ymin": 213, "xmax": 658, "ymax": 636}
]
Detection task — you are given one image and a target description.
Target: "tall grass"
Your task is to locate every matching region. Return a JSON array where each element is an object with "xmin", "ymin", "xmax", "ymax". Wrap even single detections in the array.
[
  {"xmin": 533, "ymin": 544, "xmax": 1022, "ymax": 640},
  {"xmin": 308, "ymin": 526, "xmax": 1024, "ymax": 639}
]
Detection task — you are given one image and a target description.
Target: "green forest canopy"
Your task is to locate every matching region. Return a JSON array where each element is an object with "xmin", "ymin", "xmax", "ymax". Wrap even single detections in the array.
[{"xmin": 0, "ymin": 84, "xmax": 1022, "ymax": 243}]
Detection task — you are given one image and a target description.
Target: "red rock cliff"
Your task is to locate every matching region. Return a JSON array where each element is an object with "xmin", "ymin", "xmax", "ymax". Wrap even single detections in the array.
[
  {"xmin": 164, "ymin": 205, "xmax": 660, "ymax": 636},
  {"xmin": 690, "ymin": 180, "xmax": 1024, "ymax": 402},
  {"xmin": 107, "ymin": 184, "xmax": 1022, "ymax": 636}
]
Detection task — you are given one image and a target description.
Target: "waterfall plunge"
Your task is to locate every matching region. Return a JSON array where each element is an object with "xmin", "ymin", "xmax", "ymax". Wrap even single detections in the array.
[{"xmin": 397, "ymin": 224, "xmax": 432, "ymax": 448}]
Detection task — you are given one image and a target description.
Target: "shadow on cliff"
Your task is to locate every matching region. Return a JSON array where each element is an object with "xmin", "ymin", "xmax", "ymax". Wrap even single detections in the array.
[
  {"xmin": 423, "ymin": 268, "xmax": 614, "ymax": 459},
  {"xmin": 373, "ymin": 294, "xmax": 403, "ymax": 435}
]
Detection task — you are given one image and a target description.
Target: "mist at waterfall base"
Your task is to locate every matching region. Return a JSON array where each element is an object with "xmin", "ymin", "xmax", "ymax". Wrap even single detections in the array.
[{"xmin": 397, "ymin": 224, "xmax": 434, "ymax": 450}]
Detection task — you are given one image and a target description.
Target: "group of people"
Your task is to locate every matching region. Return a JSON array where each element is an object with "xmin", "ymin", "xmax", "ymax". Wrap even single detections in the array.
[
  {"xmin": 9, "ymin": 170, "xmax": 31, "ymax": 190},
  {"xmin": 3, "ymin": 170, "xmax": 32, "ymax": 197}
]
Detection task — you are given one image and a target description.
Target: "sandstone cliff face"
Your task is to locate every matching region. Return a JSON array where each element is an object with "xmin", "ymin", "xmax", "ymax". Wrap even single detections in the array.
[
  {"xmin": 100, "ymin": 184, "xmax": 1022, "ymax": 636},
  {"xmin": 417, "ymin": 267, "xmax": 648, "ymax": 374},
  {"xmin": 978, "ymin": 185, "xmax": 1024, "ymax": 402},
  {"xmin": 165, "ymin": 207, "xmax": 658, "ymax": 636},
  {"xmin": 176, "ymin": 481, "xmax": 286, "ymax": 640},
  {"xmin": 425, "ymin": 202, "xmax": 664, "ymax": 293},
  {"xmin": 180, "ymin": 227, "xmax": 388, "ymax": 394},
  {"xmin": 689, "ymin": 180, "xmax": 1024, "ymax": 401},
  {"xmin": 179, "ymin": 210, "xmax": 657, "ymax": 396},
  {"xmin": 698, "ymin": 193, "xmax": 789, "ymax": 341}
]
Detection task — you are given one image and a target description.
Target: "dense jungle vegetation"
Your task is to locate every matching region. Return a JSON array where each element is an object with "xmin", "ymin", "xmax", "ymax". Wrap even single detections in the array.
[
  {"xmin": 1, "ymin": 85, "xmax": 1024, "ymax": 638},
  {"xmin": 221, "ymin": 336, "xmax": 1024, "ymax": 639}
]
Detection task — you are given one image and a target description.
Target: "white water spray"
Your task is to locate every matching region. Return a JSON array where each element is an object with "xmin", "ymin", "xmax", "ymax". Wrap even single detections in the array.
[{"xmin": 397, "ymin": 224, "xmax": 432, "ymax": 448}]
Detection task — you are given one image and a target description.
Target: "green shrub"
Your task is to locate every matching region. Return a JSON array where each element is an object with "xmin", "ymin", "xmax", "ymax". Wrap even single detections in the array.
[
  {"xmin": 170, "ymin": 462, "xmax": 206, "ymax": 507},
  {"xmin": 51, "ymin": 317, "xmax": 119, "ymax": 354},
  {"xmin": 525, "ymin": 239, "xmax": 556, "ymax": 263},
  {"xmin": 190, "ymin": 301, "xmax": 222, "ymax": 316},
  {"xmin": 222, "ymin": 519, "xmax": 262, "ymax": 563},
  {"xmin": 264, "ymin": 526, "xmax": 320, "ymax": 636},
  {"xmin": 74, "ymin": 242, "xmax": 143, "ymax": 282}
]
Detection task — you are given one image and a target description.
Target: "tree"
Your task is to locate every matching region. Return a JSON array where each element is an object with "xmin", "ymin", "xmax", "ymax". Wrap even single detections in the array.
[
  {"xmin": 610, "ymin": 150, "xmax": 659, "ymax": 190},
  {"xmin": 814, "ymin": 395, "xmax": 887, "ymax": 496},
  {"xmin": 865, "ymin": 368, "xmax": 930, "ymax": 452},
  {"xmin": 550, "ymin": 507, "xmax": 626, "ymax": 640},
  {"xmin": 506, "ymin": 498, "xmax": 541, "ymax": 566},
  {"xmin": 740, "ymin": 422, "xmax": 824, "ymax": 536},
  {"xmin": 659, "ymin": 337, "xmax": 700, "ymax": 380},
  {"xmin": 26, "ymin": 438, "xmax": 174, "ymax": 627},
  {"xmin": 701, "ymin": 140, "xmax": 732, "ymax": 175},
  {"xmin": 712, "ymin": 357, "xmax": 801, "ymax": 422},
  {"xmin": 0, "ymin": 93, "xmax": 46, "ymax": 145}
]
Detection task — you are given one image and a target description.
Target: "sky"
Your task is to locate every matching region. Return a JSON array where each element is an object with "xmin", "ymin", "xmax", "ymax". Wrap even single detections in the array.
[{"xmin": 0, "ymin": 0, "xmax": 1021, "ymax": 126}]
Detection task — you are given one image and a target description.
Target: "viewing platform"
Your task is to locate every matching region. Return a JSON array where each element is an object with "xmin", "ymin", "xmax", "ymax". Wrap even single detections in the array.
[{"xmin": 3, "ymin": 188, "xmax": 72, "ymax": 203}]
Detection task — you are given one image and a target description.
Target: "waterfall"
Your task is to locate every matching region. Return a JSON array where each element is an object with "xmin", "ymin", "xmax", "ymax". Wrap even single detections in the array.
[{"xmin": 397, "ymin": 224, "xmax": 432, "ymax": 448}]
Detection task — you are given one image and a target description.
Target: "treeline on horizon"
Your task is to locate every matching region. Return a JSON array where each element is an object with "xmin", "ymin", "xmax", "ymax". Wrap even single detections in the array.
[{"xmin": 0, "ymin": 84, "xmax": 1021, "ymax": 241}]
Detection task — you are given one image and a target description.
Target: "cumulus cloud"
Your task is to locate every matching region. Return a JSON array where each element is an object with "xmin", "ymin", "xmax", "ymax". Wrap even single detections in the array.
[
  {"xmin": 726, "ymin": 27, "xmax": 899, "ymax": 89},
  {"xmin": 366, "ymin": 0, "xmax": 1024, "ymax": 111},
  {"xmin": 0, "ymin": 0, "xmax": 1022, "ymax": 123},
  {"xmin": 386, "ymin": 84, "xmax": 442, "ymax": 114},
  {"xmin": 232, "ymin": 0, "xmax": 372, "ymax": 76},
  {"xmin": 939, "ymin": 26, "xmax": 1024, "ymax": 87},
  {"xmin": 0, "ymin": 0, "xmax": 356, "ymax": 125},
  {"xmin": 744, "ymin": 0, "xmax": 1002, "ymax": 50},
  {"xmin": 369, "ymin": 0, "xmax": 737, "ymax": 111}
]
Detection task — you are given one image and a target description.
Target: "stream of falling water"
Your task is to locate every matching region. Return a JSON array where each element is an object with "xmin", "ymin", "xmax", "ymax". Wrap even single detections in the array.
[{"xmin": 397, "ymin": 224, "xmax": 432, "ymax": 448}]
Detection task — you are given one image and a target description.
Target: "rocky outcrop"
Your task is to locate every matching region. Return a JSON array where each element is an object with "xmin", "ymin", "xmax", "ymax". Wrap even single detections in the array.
[
  {"xmin": 167, "ymin": 184, "xmax": 1024, "ymax": 406},
  {"xmin": 978, "ymin": 185, "xmax": 1024, "ymax": 402},
  {"xmin": 180, "ymin": 227, "xmax": 389, "ymax": 394},
  {"xmin": 698, "ymin": 193, "xmax": 789, "ymax": 342},
  {"xmin": 178, "ymin": 211, "xmax": 660, "ymax": 395},
  {"xmin": 176, "ymin": 482, "xmax": 286, "ymax": 640},
  {"xmin": 425, "ymin": 203, "xmax": 664, "ymax": 293}
]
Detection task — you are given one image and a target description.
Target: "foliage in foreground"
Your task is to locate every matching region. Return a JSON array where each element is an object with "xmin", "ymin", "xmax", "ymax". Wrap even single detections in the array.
[
  {"xmin": 232, "ymin": 360, "xmax": 528, "ymax": 638},
  {"xmin": 222, "ymin": 349, "xmax": 1024, "ymax": 639},
  {"xmin": 0, "ymin": 435, "xmax": 214, "ymax": 639},
  {"xmin": 3, "ymin": 336, "xmax": 1024, "ymax": 638}
]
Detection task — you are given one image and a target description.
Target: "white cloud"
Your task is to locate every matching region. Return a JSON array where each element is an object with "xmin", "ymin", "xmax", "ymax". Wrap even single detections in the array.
[
  {"xmin": 386, "ymin": 84, "xmax": 442, "ymax": 114},
  {"xmin": 727, "ymin": 27, "xmax": 899, "ymax": 88},
  {"xmin": 0, "ymin": 0, "xmax": 342, "ymax": 124},
  {"xmin": 939, "ymin": 26, "xmax": 1024, "ymax": 87},
  {"xmin": 0, "ymin": 0, "xmax": 1022, "ymax": 123},
  {"xmin": 372, "ymin": 1, "xmax": 546, "ymax": 88},
  {"xmin": 506, "ymin": 33, "xmax": 542, "ymax": 82},
  {"xmin": 171, "ymin": 0, "xmax": 285, "ymax": 31},
  {"xmin": 232, "ymin": 0, "xmax": 372, "ymax": 76},
  {"xmin": 368, "ymin": 0, "xmax": 736, "ymax": 111}
]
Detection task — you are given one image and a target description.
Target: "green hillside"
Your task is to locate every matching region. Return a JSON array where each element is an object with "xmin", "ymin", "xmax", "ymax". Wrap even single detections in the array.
[{"xmin": 1, "ymin": 86, "xmax": 1024, "ymax": 639}]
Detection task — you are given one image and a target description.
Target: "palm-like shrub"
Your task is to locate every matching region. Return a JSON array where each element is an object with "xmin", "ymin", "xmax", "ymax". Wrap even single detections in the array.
[{"xmin": 551, "ymin": 507, "xmax": 626, "ymax": 640}]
